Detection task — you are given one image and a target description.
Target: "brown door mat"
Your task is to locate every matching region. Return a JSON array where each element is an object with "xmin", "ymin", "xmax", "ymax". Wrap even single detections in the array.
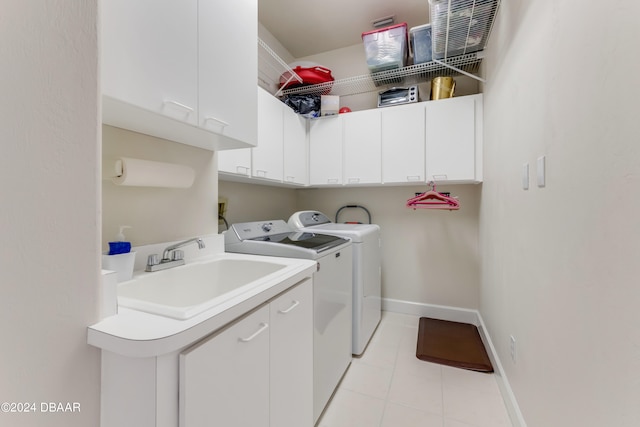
[{"xmin": 416, "ymin": 317, "xmax": 494, "ymax": 373}]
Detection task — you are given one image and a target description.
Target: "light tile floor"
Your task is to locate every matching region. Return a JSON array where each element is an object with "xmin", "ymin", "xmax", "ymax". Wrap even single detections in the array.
[{"xmin": 317, "ymin": 311, "xmax": 513, "ymax": 427}]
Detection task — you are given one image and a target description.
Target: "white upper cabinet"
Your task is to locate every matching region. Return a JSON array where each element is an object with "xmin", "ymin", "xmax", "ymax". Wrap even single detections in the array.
[
  {"xmin": 218, "ymin": 89, "xmax": 481, "ymax": 186},
  {"xmin": 283, "ymin": 106, "xmax": 308, "ymax": 186},
  {"xmin": 218, "ymin": 148, "xmax": 252, "ymax": 176},
  {"xmin": 309, "ymin": 117, "xmax": 343, "ymax": 186},
  {"xmin": 219, "ymin": 88, "xmax": 308, "ymax": 185},
  {"xmin": 343, "ymin": 109, "xmax": 382, "ymax": 185},
  {"xmin": 101, "ymin": 0, "xmax": 198, "ymax": 125},
  {"xmin": 199, "ymin": 0, "xmax": 257, "ymax": 148},
  {"xmin": 252, "ymin": 87, "xmax": 284, "ymax": 181},
  {"xmin": 381, "ymin": 103, "xmax": 426, "ymax": 184},
  {"xmin": 425, "ymin": 94, "xmax": 483, "ymax": 183},
  {"xmin": 101, "ymin": 0, "xmax": 257, "ymax": 151}
]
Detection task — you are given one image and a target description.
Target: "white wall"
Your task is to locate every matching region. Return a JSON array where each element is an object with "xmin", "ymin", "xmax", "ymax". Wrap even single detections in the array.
[
  {"xmin": 296, "ymin": 185, "xmax": 481, "ymax": 308},
  {"xmin": 102, "ymin": 126, "xmax": 218, "ymax": 250},
  {"xmin": 481, "ymin": 0, "xmax": 640, "ymax": 425},
  {"xmin": 218, "ymin": 180, "xmax": 299, "ymax": 229},
  {"xmin": 218, "ymin": 181, "xmax": 481, "ymax": 309},
  {"xmin": 0, "ymin": 2, "xmax": 101, "ymax": 426}
]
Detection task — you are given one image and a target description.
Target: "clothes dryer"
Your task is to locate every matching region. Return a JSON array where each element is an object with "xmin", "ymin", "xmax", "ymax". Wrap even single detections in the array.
[{"xmin": 289, "ymin": 211, "xmax": 381, "ymax": 355}]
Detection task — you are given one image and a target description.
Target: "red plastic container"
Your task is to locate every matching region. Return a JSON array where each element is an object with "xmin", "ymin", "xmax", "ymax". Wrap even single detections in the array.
[{"xmin": 279, "ymin": 65, "xmax": 334, "ymax": 92}]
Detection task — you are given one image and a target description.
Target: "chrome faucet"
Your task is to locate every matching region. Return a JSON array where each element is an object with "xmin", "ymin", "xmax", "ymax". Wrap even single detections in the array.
[
  {"xmin": 162, "ymin": 237, "xmax": 205, "ymax": 260},
  {"xmin": 146, "ymin": 237, "xmax": 206, "ymax": 272}
]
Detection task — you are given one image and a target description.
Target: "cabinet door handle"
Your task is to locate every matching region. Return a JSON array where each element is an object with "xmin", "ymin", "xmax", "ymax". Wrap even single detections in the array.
[
  {"xmin": 236, "ymin": 166, "xmax": 250, "ymax": 175},
  {"xmin": 255, "ymin": 169, "xmax": 267, "ymax": 178},
  {"xmin": 285, "ymin": 176, "xmax": 295, "ymax": 182},
  {"xmin": 348, "ymin": 177, "xmax": 360, "ymax": 184},
  {"xmin": 278, "ymin": 300, "xmax": 300, "ymax": 314},
  {"xmin": 406, "ymin": 175, "xmax": 421, "ymax": 181},
  {"xmin": 432, "ymin": 174, "xmax": 448, "ymax": 181},
  {"xmin": 327, "ymin": 178, "xmax": 339, "ymax": 184},
  {"xmin": 238, "ymin": 322, "xmax": 269, "ymax": 342},
  {"xmin": 163, "ymin": 99, "xmax": 194, "ymax": 113},
  {"xmin": 204, "ymin": 116, "xmax": 230, "ymax": 127}
]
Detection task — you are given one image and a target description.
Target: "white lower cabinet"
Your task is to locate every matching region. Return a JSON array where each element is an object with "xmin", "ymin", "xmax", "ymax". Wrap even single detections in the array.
[
  {"xmin": 98, "ymin": 280, "xmax": 312, "ymax": 427},
  {"xmin": 179, "ymin": 280, "xmax": 313, "ymax": 427},
  {"xmin": 180, "ymin": 305, "xmax": 270, "ymax": 427},
  {"xmin": 381, "ymin": 103, "xmax": 426, "ymax": 184},
  {"xmin": 309, "ymin": 117, "xmax": 343, "ymax": 186},
  {"xmin": 425, "ymin": 94, "xmax": 483, "ymax": 183},
  {"xmin": 343, "ymin": 109, "xmax": 382, "ymax": 185},
  {"xmin": 269, "ymin": 282, "xmax": 313, "ymax": 427}
]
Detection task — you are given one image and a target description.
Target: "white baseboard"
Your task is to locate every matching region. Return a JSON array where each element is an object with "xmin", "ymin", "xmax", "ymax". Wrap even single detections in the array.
[{"xmin": 381, "ymin": 298, "xmax": 527, "ymax": 427}]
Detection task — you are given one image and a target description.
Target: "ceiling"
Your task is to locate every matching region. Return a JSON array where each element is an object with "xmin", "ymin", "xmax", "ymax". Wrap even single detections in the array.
[{"xmin": 258, "ymin": 0, "xmax": 431, "ymax": 58}]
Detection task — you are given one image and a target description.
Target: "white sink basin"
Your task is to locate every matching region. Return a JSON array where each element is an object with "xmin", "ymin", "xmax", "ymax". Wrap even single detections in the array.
[{"xmin": 118, "ymin": 257, "xmax": 288, "ymax": 320}]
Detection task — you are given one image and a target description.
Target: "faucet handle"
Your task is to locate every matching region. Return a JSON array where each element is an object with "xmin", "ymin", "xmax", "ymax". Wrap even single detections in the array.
[
  {"xmin": 147, "ymin": 254, "xmax": 160, "ymax": 266},
  {"xmin": 171, "ymin": 250, "xmax": 184, "ymax": 261}
]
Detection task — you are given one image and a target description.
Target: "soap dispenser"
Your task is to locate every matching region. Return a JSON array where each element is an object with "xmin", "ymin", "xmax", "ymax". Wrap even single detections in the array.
[
  {"xmin": 103, "ymin": 226, "xmax": 136, "ymax": 283},
  {"xmin": 108, "ymin": 225, "xmax": 132, "ymax": 255}
]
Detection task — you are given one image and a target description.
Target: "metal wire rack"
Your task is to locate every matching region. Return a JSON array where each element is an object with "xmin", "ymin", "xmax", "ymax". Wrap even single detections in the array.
[
  {"xmin": 258, "ymin": 0, "xmax": 500, "ymax": 98},
  {"xmin": 257, "ymin": 37, "xmax": 302, "ymax": 94},
  {"xmin": 430, "ymin": 0, "xmax": 500, "ymax": 60},
  {"xmin": 279, "ymin": 53, "xmax": 483, "ymax": 97}
]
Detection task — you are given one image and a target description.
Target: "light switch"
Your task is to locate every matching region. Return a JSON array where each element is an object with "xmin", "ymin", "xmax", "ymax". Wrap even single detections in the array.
[
  {"xmin": 537, "ymin": 156, "xmax": 546, "ymax": 187},
  {"xmin": 522, "ymin": 163, "xmax": 529, "ymax": 190}
]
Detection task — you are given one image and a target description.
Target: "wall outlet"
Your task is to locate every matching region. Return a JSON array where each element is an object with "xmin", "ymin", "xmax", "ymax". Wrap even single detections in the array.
[{"xmin": 509, "ymin": 335, "xmax": 517, "ymax": 362}]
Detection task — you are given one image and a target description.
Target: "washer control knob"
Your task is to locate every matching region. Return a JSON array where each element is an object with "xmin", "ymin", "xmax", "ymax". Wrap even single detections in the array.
[{"xmin": 261, "ymin": 222, "xmax": 272, "ymax": 232}]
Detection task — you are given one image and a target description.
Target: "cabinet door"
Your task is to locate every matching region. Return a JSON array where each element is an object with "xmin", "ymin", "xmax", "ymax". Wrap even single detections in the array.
[
  {"xmin": 253, "ymin": 88, "xmax": 284, "ymax": 181},
  {"xmin": 270, "ymin": 281, "xmax": 313, "ymax": 427},
  {"xmin": 101, "ymin": 0, "xmax": 198, "ymax": 124},
  {"xmin": 283, "ymin": 106, "xmax": 308, "ymax": 186},
  {"xmin": 309, "ymin": 117, "xmax": 343, "ymax": 185},
  {"xmin": 218, "ymin": 148, "xmax": 252, "ymax": 176},
  {"xmin": 198, "ymin": 0, "xmax": 258, "ymax": 147},
  {"xmin": 425, "ymin": 95, "xmax": 479, "ymax": 182},
  {"xmin": 180, "ymin": 305, "xmax": 270, "ymax": 427},
  {"xmin": 343, "ymin": 109, "xmax": 382, "ymax": 185},
  {"xmin": 381, "ymin": 103, "xmax": 426, "ymax": 184}
]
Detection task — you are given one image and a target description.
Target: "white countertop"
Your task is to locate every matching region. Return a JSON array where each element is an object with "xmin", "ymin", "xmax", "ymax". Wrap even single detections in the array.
[{"xmin": 88, "ymin": 251, "xmax": 316, "ymax": 358}]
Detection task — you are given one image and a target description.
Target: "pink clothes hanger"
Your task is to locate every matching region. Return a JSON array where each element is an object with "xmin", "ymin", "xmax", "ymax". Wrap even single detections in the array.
[{"xmin": 406, "ymin": 182, "xmax": 460, "ymax": 210}]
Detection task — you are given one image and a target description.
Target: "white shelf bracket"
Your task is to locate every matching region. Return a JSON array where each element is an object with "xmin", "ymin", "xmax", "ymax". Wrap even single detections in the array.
[
  {"xmin": 432, "ymin": 58, "xmax": 486, "ymax": 83},
  {"xmin": 258, "ymin": 37, "xmax": 302, "ymax": 97}
]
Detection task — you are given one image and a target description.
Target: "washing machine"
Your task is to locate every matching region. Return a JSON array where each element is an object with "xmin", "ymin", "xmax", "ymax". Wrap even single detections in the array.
[
  {"xmin": 289, "ymin": 210, "xmax": 381, "ymax": 356},
  {"xmin": 224, "ymin": 220, "xmax": 352, "ymax": 424}
]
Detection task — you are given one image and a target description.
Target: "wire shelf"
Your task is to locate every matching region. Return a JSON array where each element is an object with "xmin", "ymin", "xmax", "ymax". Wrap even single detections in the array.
[
  {"xmin": 430, "ymin": 0, "xmax": 500, "ymax": 60},
  {"xmin": 257, "ymin": 37, "xmax": 302, "ymax": 94},
  {"xmin": 258, "ymin": 0, "xmax": 500, "ymax": 98},
  {"xmin": 278, "ymin": 53, "xmax": 483, "ymax": 97}
]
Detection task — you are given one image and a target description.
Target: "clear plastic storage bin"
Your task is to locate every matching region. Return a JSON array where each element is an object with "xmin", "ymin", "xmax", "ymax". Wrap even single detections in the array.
[
  {"xmin": 410, "ymin": 24, "xmax": 432, "ymax": 64},
  {"xmin": 362, "ymin": 23, "xmax": 408, "ymax": 73}
]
